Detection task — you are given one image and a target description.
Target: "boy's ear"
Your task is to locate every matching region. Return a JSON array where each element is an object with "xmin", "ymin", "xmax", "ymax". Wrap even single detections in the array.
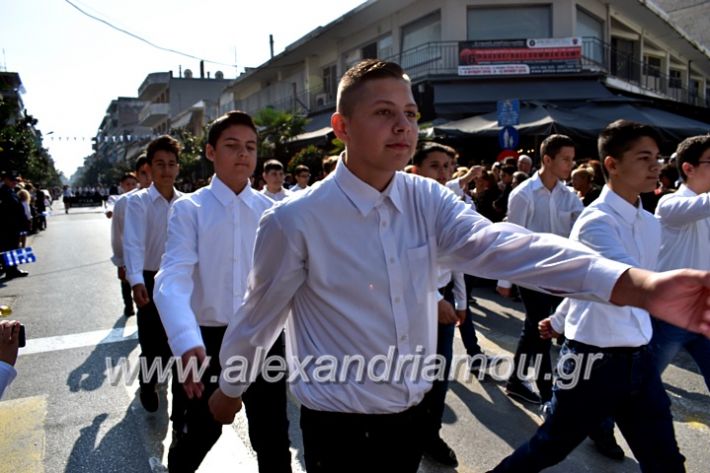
[
  {"xmin": 205, "ymin": 144, "xmax": 216, "ymax": 163},
  {"xmin": 681, "ymin": 161, "xmax": 694, "ymax": 177},
  {"xmin": 541, "ymin": 154, "xmax": 552, "ymax": 167},
  {"xmin": 603, "ymin": 155, "xmax": 616, "ymax": 177},
  {"xmin": 331, "ymin": 112, "xmax": 349, "ymax": 143}
]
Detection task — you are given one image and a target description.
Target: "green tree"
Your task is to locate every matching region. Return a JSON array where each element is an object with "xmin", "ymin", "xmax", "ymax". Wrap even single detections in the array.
[
  {"xmin": 253, "ymin": 108, "xmax": 307, "ymax": 164},
  {"xmin": 288, "ymin": 145, "xmax": 324, "ymax": 177}
]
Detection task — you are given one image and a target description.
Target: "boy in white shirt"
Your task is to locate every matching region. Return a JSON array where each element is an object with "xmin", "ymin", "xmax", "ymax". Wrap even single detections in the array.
[
  {"xmin": 490, "ymin": 120, "xmax": 684, "ymax": 472},
  {"xmin": 208, "ymin": 60, "xmax": 710, "ymax": 473},
  {"xmin": 653, "ymin": 134, "xmax": 710, "ymax": 391},
  {"xmin": 505, "ymin": 134, "xmax": 583, "ymax": 405},
  {"xmin": 261, "ymin": 159, "xmax": 293, "ymax": 201},
  {"xmin": 154, "ymin": 112, "xmax": 292, "ymax": 473},
  {"xmin": 290, "ymin": 164, "xmax": 311, "ymax": 192}
]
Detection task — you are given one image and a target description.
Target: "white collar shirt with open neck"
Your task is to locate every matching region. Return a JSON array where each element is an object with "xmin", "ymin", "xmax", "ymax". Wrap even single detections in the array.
[
  {"xmin": 550, "ymin": 186, "xmax": 660, "ymax": 347},
  {"xmin": 507, "ymin": 171, "xmax": 584, "ymax": 236},
  {"xmin": 154, "ymin": 175, "xmax": 274, "ymax": 357},
  {"xmin": 218, "ymin": 158, "xmax": 630, "ymax": 414},
  {"xmin": 123, "ymin": 183, "xmax": 182, "ymax": 287}
]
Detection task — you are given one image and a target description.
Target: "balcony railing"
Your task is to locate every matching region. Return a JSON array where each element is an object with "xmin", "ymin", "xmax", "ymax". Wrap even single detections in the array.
[
  {"xmin": 138, "ymin": 102, "xmax": 170, "ymax": 127},
  {"xmin": 233, "ymin": 37, "xmax": 706, "ymax": 116}
]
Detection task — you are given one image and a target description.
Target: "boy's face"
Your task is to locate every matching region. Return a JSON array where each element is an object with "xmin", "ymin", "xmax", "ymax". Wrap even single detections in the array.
[
  {"xmin": 263, "ymin": 169, "xmax": 285, "ymax": 189},
  {"xmin": 150, "ymin": 150, "xmax": 179, "ymax": 188},
  {"xmin": 295, "ymin": 171, "xmax": 310, "ymax": 187},
  {"xmin": 571, "ymin": 172, "xmax": 590, "ymax": 192},
  {"xmin": 415, "ymin": 151, "xmax": 452, "ymax": 185},
  {"xmin": 685, "ymin": 148, "xmax": 710, "ymax": 193},
  {"xmin": 120, "ymin": 177, "xmax": 138, "ymax": 193},
  {"xmin": 333, "ymin": 77, "xmax": 418, "ymax": 177},
  {"xmin": 606, "ymin": 136, "xmax": 660, "ymax": 195},
  {"xmin": 545, "ymin": 146, "xmax": 575, "ymax": 180},
  {"xmin": 206, "ymin": 124, "xmax": 257, "ymax": 192}
]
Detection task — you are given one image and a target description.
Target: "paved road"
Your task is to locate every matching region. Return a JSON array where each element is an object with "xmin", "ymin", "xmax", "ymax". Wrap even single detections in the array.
[{"xmin": 0, "ymin": 203, "xmax": 708, "ymax": 473}]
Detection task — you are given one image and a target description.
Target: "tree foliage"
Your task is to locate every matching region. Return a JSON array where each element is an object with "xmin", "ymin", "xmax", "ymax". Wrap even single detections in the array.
[
  {"xmin": 288, "ymin": 145, "xmax": 324, "ymax": 176},
  {"xmin": 0, "ymin": 98, "xmax": 61, "ymax": 187},
  {"xmin": 253, "ymin": 108, "xmax": 307, "ymax": 164}
]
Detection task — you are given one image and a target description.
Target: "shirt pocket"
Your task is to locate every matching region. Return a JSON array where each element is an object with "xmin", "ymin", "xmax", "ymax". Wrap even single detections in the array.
[{"xmin": 407, "ymin": 244, "xmax": 432, "ymax": 304}]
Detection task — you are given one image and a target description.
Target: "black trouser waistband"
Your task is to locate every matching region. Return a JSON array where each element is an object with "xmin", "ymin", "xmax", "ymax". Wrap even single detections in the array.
[{"xmin": 566, "ymin": 339, "xmax": 647, "ymax": 355}]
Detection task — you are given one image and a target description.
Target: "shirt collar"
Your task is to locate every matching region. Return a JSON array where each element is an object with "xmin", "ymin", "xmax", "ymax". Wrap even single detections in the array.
[
  {"xmin": 208, "ymin": 175, "xmax": 260, "ymax": 209},
  {"xmin": 147, "ymin": 183, "xmax": 179, "ymax": 203},
  {"xmin": 333, "ymin": 155, "xmax": 403, "ymax": 217},
  {"xmin": 530, "ymin": 171, "xmax": 566, "ymax": 193},
  {"xmin": 676, "ymin": 183, "xmax": 697, "ymax": 197},
  {"xmin": 599, "ymin": 185, "xmax": 644, "ymax": 221}
]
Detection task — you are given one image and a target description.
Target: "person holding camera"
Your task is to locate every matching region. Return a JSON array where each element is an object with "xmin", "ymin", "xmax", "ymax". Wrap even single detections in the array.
[{"xmin": 0, "ymin": 319, "xmax": 21, "ymax": 398}]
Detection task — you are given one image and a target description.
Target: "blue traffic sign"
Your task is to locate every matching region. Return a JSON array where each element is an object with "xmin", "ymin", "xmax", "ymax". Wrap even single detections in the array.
[
  {"xmin": 497, "ymin": 99, "xmax": 520, "ymax": 126},
  {"xmin": 499, "ymin": 126, "xmax": 519, "ymax": 150}
]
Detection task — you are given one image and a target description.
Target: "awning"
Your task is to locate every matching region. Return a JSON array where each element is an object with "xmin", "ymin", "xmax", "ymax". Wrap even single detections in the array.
[
  {"xmin": 572, "ymin": 104, "xmax": 710, "ymax": 142},
  {"xmin": 434, "ymin": 79, "xmax": 617, "ymax": 115},
  {"xmin": 434, "ymin": 103, "xmax": 607, "ymax": 139}
]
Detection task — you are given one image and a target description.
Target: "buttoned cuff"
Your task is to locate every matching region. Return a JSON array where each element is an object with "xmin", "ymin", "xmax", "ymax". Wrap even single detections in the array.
[
  {"xmin": 170, "ymin": 330, "xmax": 205, "ymax": 358},
  {"xmin": 219, "ymin": 372, "xmax": 249, "ymax": 399},
  {"xmin": 584, "ymin": 259, "xmax": 632, "ymax": 303}
]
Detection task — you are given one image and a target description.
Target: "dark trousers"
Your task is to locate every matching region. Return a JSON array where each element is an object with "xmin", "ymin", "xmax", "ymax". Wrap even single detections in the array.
[
  {"xmin": 421, "ymin": 282, "xmax": 456, "ymax": 440},
  {"xmin": 137, "ymin": 271, "xmax": 186, "ymax": 426},
  {"xmin": 168, "ymin": 329, "xmax": 292, "ymax": 473},
  {"xmin": 120, "ymin": 279, "xmax": 133, "ymax": 313},
  {"xmin": 300, "ymin": 403, "xmax": 426, "ymax": 473},
  {"xmin": 492, "ymin": 341, "xmax": 685, "ymax": 473},
  {"xmin": 510, "ymin": 287, "xmax": 562, "ymax": 402}
]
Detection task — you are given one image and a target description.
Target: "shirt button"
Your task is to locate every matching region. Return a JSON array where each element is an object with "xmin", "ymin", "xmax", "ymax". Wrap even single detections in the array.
[
  {"xmin": 389, "ymin": 257, "xmax": 395, "ymax": 264},
  {"xmin": 394, "ymin": 297, "xmax": 401, "ymax": 303},
  {"xmin": 400, "ymin": 335, "xmax": 407, "ymax": 341},
  {"xmin": 381, "ymin": 221, "xmax": 388, "ymax": 227}
]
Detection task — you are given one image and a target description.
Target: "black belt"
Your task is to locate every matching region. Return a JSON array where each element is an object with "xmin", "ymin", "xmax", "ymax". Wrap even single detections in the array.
[{"xmin": 566, "ymin": 339, "xmax": 647, "ymax": 355}]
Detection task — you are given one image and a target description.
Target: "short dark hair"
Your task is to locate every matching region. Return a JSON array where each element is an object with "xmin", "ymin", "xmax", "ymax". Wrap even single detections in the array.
[
  {"xmin": 501, "ymin": 165, "xmax": 516, "ymax": 177},
  {"xmin": 337, "ymin": 59, "xmax": 410, "ymax": 116},
  {"xmin": 675, "ymin": 134, "xmax": 710, "ymax": 182},
  {"xmin": 134, "ymin": 154, "xmax": 149, "ymax": 173},
  {"xmin": 412, "ymin": 142, "xmax": 458, "ymax": 166},
  {"xmin": 263, "ymin": 159, "xmax": 284, "ymax": 173},
  {"xmin": 207, "ymin": 110, "xmax": 258, "ymax": 148},
  {"xmin": 540, "ymin": 134, "xmax": 575, "ymax": 160},
  {"xmin": 659, "ymin": 163, "xmax": 679, "ymax": 184},
  {"xmin": 294, "ymin": 164, "xmax": 310, "ymax": 176},
  {"xmin": 598, "ymin": 120, "xmax": 661, "ymax": 178},
  {"xmin": 322, "ymin": 155, "xmax": 339, "ymax": 175},
  {"xmin": 146, "ymin": 135, "xmax": 181, "ymax": 164},
  {"xmin": 120, "ymin": 172, "xmax": 137, "ymax": 183}
]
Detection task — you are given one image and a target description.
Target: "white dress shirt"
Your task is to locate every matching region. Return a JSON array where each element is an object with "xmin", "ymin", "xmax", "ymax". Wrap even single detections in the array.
[
  {"xmin": 290, "ymin": 183, "xmax": 308, "ymax": 193},
  {"xmin": 507, "ymin": 171, "xmax": 584, "ymax": 236},
  {"xmin": 123, "ymin": 184, "xmax": 182, "ymax": 287},
  {"xmin": 436, "ymin": 269, "xmax": 467, "ymax": 311},
  {"xmin": 261, "ymin": 187, "xmax": 292, "ymax": 202},
  {"xmin": 219, "ymin": 159, "xmax": 629, "ymax": 413},
  {"xmin": 656, "ymin": 184, "xmax": 710, "ymax": 271},
  {"xmin": 154, "ymin": 176, "xmax": 274, "ymax": 357},
  {"xmin": 549, "ymin": 186, "xmax": 660, "ymax": 347},
  {"xmin": 110, "ymin": 188, "xmax": 139, "ymax": 267},
  {"xmin": 0, "ymin": 361, "xmax": 16, "ymax": 398}
]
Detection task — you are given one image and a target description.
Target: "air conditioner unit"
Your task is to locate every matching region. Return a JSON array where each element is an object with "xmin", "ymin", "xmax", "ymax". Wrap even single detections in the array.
[{"xmin": 315, "ymin": 93, "xmax": 328, "ymax": 107}]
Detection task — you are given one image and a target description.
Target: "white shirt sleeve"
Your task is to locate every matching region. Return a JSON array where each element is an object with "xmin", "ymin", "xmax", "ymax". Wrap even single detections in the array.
[
  {"xmin": 506, "ymin": 188, "xmax": 528, "ymax": 227},
  {"xmin": 549, "ymin": 298, "xmax": 570, "ymax": 334},
  {"xmin": 655, "ymin": 193, "xmax": 710, "ymax": 227},
  {"xmin": 154, "ymin": 202, "xmax": 204, "ymax": 357},
  {"xmin": 219, "ymin": 209, "xmax": 307, "ymax": 398},
  {"xmin": 110, "ymin": 197, "xmax": 126, "ymax": 267},
  {"xmin": 123, "ymin": 194, "xmax": 147, "ymax": 287},
  {"xmin": 452, "ymin": 272, "xmax": 467, "ymax": 311},
  {"xmin": 0, "ymin": 361, "xmax": 17, "ymax": 399}
]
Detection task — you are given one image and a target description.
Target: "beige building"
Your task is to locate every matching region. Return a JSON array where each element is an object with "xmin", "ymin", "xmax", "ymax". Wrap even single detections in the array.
[{"xmin": 219, "ymin": 0, "xmax": 710, "ymax": 136}]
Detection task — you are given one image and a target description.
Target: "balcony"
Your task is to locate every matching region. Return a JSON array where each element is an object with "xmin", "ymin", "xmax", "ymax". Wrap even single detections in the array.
[
  {"xmin": 138, "ymin": 72, "xmax": 170, "ymax": 101},
  {"xmin": 139, "ymin": 102, "xmax": 170, "ymax": 127}
]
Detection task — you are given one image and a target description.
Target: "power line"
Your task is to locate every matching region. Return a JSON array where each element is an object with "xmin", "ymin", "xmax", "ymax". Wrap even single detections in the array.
[{"xmin": 63, "ymin": 0, "xmax": 236, "ymax": 68}]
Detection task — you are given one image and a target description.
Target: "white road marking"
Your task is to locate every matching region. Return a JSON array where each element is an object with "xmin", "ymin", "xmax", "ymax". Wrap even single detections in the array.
[{"xmin": 19, "ymin": 325, "xmax": 138, "ymax": 356}]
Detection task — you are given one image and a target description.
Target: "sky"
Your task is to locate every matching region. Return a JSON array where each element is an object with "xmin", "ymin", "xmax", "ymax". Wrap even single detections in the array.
[{"xmin": 1, "ymin": 0, "xmax": 367, "ymax": 178}]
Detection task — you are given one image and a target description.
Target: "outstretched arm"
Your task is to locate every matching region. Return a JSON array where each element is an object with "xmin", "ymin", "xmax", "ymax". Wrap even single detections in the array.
[{"xmin": 611, "ymin": 268, "xmax": 710, "ymax": 336}]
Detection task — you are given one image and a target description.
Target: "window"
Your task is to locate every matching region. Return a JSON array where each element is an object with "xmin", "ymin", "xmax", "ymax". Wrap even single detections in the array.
[
  {"xmin": 322, "ymin": 64, "xmax": 337, "ymax": 100},
  {"xmin": 577, "ymin": 8, "xmax": 604, "ymax": 65},
  {"xmin": 401, "ymin": 11, "xmax": 441, "ymax": 51},
  {"xmin": 467, "ymin": 6, "xmax": 551, "ymax": 40},
  {"xmin": 378, "ymin": 35, "xmax": 393, "ymax": 59},
  {"xmin": 644, "ymin": 56, "xmax": 661, "ymax": 77},
  {"xmin": 669, "ymin": 69, "xmax": 682, "ymax": 89}
]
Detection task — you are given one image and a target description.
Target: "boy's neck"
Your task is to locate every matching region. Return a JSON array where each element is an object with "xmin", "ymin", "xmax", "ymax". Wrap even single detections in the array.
[
  {"xmin": 607, "ymin": 182, "xmax": 639, "ymax": 206},
  {"xmin": 538, "ymin": 168, "xmax": 558, "ymax": 191},
  {"xmin": 155, "ymin": 182, "xmax": 175, "ymax": 201},
  {"xmin": 266, "ymin": 184, "xmax": 282, "ymax": 194}
]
